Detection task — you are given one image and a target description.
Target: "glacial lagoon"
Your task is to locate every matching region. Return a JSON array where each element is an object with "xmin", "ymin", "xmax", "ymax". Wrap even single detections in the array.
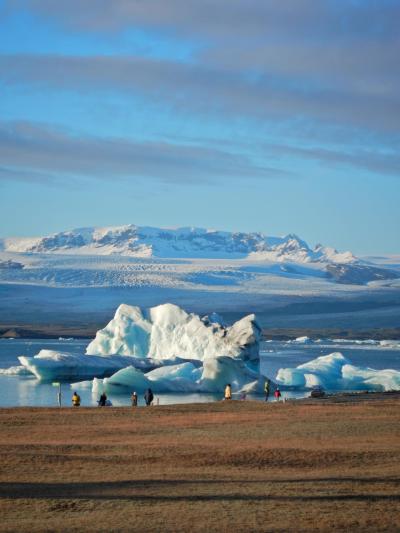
[{"xmin": 1, "ymin": 337, "xmax": 399, "ymax": 407}]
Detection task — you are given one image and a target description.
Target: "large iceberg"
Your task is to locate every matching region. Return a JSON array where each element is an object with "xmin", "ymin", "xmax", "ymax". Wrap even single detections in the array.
[
  {"xmin": 86, "ymin": 303, "xmax": 261, "ymax": 362},
  {"xmin": 276, "ymin": 352, "xmax": 400, "ymax": 392},
  {"xmin": 17, "ymin": 303, "xmax": 262, "ymax": 388}
]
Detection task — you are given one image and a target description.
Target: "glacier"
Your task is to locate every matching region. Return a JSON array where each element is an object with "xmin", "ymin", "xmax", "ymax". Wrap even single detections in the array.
[
  {"xmin": 18, "ymin": 303, "xmax": 262, "ymax": 391},
  {"xmin": 276, "ymin": 352, "xmax": 400, "ymax": 392}
]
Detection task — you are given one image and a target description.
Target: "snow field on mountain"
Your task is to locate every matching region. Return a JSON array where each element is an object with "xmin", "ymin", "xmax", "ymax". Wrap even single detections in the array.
[{"xmin": 1, "ymin": 224, "xmax": 357, "ymax": 263}]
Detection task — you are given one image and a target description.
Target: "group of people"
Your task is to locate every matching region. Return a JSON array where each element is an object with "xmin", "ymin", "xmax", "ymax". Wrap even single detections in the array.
[
  {"xmin": 223, "ymin": 380, "xmax": 282, "ymax": 402},
  {"xmin": 131, "ymin": 388, "xmax": 154, "ymax": 406},
  {"xmin": 71, "ymin": 389, "xmax": 154, "ymax": 407},
  {"xmin": 72, "ymin": 383, "xmax": 282, "ymax": 407},
  {"xmin": 264, "ymin": 379, "xmax": 282, "ymax": 402}
]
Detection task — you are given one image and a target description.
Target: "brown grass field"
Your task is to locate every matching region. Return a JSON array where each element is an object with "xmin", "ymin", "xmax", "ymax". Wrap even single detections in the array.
[{"xmin": 0, "ymin": 398, "xmax": 399, "ymax": 532}]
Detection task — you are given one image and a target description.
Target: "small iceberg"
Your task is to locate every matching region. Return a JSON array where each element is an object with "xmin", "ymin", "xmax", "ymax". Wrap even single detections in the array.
[
  {"xmin": 92, "ymin": 355, "xmax": 260, "ymax": 394},
  {"xmin": 0, "ymin": 365, "xmax": 32, "ymax": 376},
  {"xmin": 276, "ymin": 352, "xmax": 400, "ymax": 392},
  {"xmin": 18, "ymin": 350, "xmax": 192, "ymax": 382}
]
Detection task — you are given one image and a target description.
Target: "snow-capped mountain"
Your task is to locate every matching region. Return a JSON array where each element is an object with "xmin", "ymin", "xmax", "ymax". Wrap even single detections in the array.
[{"xmin": 0, "ymin": 224, "xmax": 357, "ymax": 264}]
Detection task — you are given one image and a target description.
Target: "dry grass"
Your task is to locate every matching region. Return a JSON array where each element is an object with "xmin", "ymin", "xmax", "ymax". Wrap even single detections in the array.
[{"xmin": 0, "ymin": 399, "xmax": 399, "ymax": 532}]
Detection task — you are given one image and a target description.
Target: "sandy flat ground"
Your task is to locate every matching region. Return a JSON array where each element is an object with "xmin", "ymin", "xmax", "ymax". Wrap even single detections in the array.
[{"xmin": 0, "ymin": 398, "xmax": 399, "ymax": 532}]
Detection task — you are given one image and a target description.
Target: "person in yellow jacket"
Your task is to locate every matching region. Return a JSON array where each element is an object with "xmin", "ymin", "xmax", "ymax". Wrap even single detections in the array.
[
  {"xmin": 72, "ymin": 392, "xmax": 81, "ymax": 407},
  {"xmin": 224, "ymin": 383, "xmax": 232, "ymax": 400}
]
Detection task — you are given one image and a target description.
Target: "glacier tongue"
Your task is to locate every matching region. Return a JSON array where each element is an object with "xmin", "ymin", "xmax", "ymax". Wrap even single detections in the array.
[{"xmin": 86, "ymin": 302, "xmax": 261, "ymax": 361}]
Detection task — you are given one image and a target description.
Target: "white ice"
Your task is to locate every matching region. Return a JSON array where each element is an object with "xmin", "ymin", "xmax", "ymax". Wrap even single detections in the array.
[
  {"xmin": 18, "ymin": 350, "xmax": 141, "ymax": 381},
  {"xmin": 92, "ymin": 353, "xmax": 260, "ymax": 394},
  {"xmin": 17, "ymin": 303, "xmax": 261, "ymax": 389},
  {"xmin": 86, "ymin": 303, "xmax": 261, "ymax": 362},
  {"xmin": 0, "ymin": 365, "xmax": 32, "ymax": 376},
  {"xmin": 276, "ymin": 352, "xmax": 400, "ymax": 391}
]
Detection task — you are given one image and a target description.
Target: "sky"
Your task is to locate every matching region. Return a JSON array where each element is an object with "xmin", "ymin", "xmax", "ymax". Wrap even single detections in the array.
[{"xmin": 0, "ymin": 0, "xmax": 399, "ymax": 255}]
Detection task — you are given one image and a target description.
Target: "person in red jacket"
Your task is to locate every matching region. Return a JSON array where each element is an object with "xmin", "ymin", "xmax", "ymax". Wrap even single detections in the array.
[{"xmin": 274, "ymin": 387, "xmax": 282, "ymax": 401}]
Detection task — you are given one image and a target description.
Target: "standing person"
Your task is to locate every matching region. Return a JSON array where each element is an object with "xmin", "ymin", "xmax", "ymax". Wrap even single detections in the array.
[
  {"xmin": 131, "ymin": 391, "xmax": 138, "ymax": 407},
  {"xmin": 72, "ymin": 391, "xmax": 81, "ymax": 407},
  {"xmin": 274, "ymin": 387, "xmax": 282, "ymax": 402},
  {"xmin": 264, "ymin": 379, "xmax": 270, "ymax": 402},
  {"xmin": 224, "ymin": 383, "xmax": 232, "ymax": 400},
  {"xmin": 144, "ymin": 388, "xmax": 154, "ymax": 406},
  {"xmin": 98, "ymin": 392, "xmax": 107, "ymax": 407}
]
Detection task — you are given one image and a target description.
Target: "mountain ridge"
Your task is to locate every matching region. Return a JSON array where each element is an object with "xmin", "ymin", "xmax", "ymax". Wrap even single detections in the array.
[{"xmin": 0, "ymin": 224, "xmax": 357, "ymax": 264}]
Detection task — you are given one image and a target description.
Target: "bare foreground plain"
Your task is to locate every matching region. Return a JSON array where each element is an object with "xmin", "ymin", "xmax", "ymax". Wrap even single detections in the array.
[{"xmin": 0, "ymin": 398, "xmax": 399, "ymax": 532}]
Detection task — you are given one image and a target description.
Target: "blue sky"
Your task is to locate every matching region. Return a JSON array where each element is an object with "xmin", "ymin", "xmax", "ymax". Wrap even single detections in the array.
[{"xmin": 0, "ymin": 0, "xmax": 399, "ymax": 255}]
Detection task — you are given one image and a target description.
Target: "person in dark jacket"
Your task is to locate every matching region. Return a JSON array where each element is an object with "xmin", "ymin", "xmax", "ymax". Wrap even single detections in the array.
[
  {"xmin": 264, "ymin": 379, "xmax": 270, "ymax": 402},
  {"xmin": 98, "ymin": 392, "xmax": 107, "ymax": 407},
  {"xmin": 144, "ymin": 388, "xmax": 154, "ymax": 406}
]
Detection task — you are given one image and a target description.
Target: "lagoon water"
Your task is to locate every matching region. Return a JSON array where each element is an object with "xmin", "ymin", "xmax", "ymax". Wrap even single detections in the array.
[{"xmin": 0, "ymin": 338, "xmax": 399, "ymax": 407}]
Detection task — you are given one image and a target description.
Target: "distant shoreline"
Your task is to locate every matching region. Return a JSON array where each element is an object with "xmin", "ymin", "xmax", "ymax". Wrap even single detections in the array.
[
  {"xmin": 1, "ymin": 390, "xmax": 399, "ymax": 408},
  {"xmin": 1, "ymin": 324, "xmax": 400, "ymax": 340}
]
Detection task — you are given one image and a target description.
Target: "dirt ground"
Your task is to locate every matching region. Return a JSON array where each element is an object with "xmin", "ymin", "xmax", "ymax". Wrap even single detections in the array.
[{"xmin": 0, "ymin": 398, "xmax": 399, "ymax": 532}]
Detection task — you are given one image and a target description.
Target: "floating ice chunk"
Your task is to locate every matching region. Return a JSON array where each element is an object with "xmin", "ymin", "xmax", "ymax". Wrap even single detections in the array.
[
  {"xmin": 276, "ymin": 352, "xmax": 400, "ymax": 391},
  {"xmin": 292, "ymin": 336, "xmax": 312, "ymax": 344},
  {"xmin": 18, "ymin": 350, "xmax": 153, "ymax": 381},
  {"xmin": 17, "ymin": 347, "xmax": 197, "ymax": 382},
  {"xmin": 285, "ymin": 336, "xmax": 312, "ymax": 345},
  {"xmin": 379, "ymin": 340, "xmax": 400, "ymax": 349},
  {"xmin": 95, "ymin": 362, "xmax": 202, "ymax": 393},
  {"xmin": 86, "ymin": 303, "xmax": 261, "ymax": 362},
  {"xmin": 91, "ymin": 356, "xmax": 260, "ymax": 395},
  {"xmin": 100, "ymin": 366, "xmax": 152, "ymax": 393},
  {"xmin": 341, "ymin": 364, "xmax": 400, "ymax": 391},
  {"xmin": 0, "ymin": 365, "xmax": 32, "ymax": 376}
]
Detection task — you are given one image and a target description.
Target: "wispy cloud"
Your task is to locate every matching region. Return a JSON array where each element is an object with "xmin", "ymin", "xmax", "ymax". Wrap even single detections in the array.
[
  {"xmin": 1, "ymin": 52, "xmax": 398, "ymax": 135},
  {"xmin": 0, "ymin": 120, "xmax": 286, "ymax": 184},
  {"xmin": 9, "ymin": 1, "xmax": 400, "ymax": 40},
  {"xmin": 266, "ymin": 144, "xmax": 400, "ymax": 178}
]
